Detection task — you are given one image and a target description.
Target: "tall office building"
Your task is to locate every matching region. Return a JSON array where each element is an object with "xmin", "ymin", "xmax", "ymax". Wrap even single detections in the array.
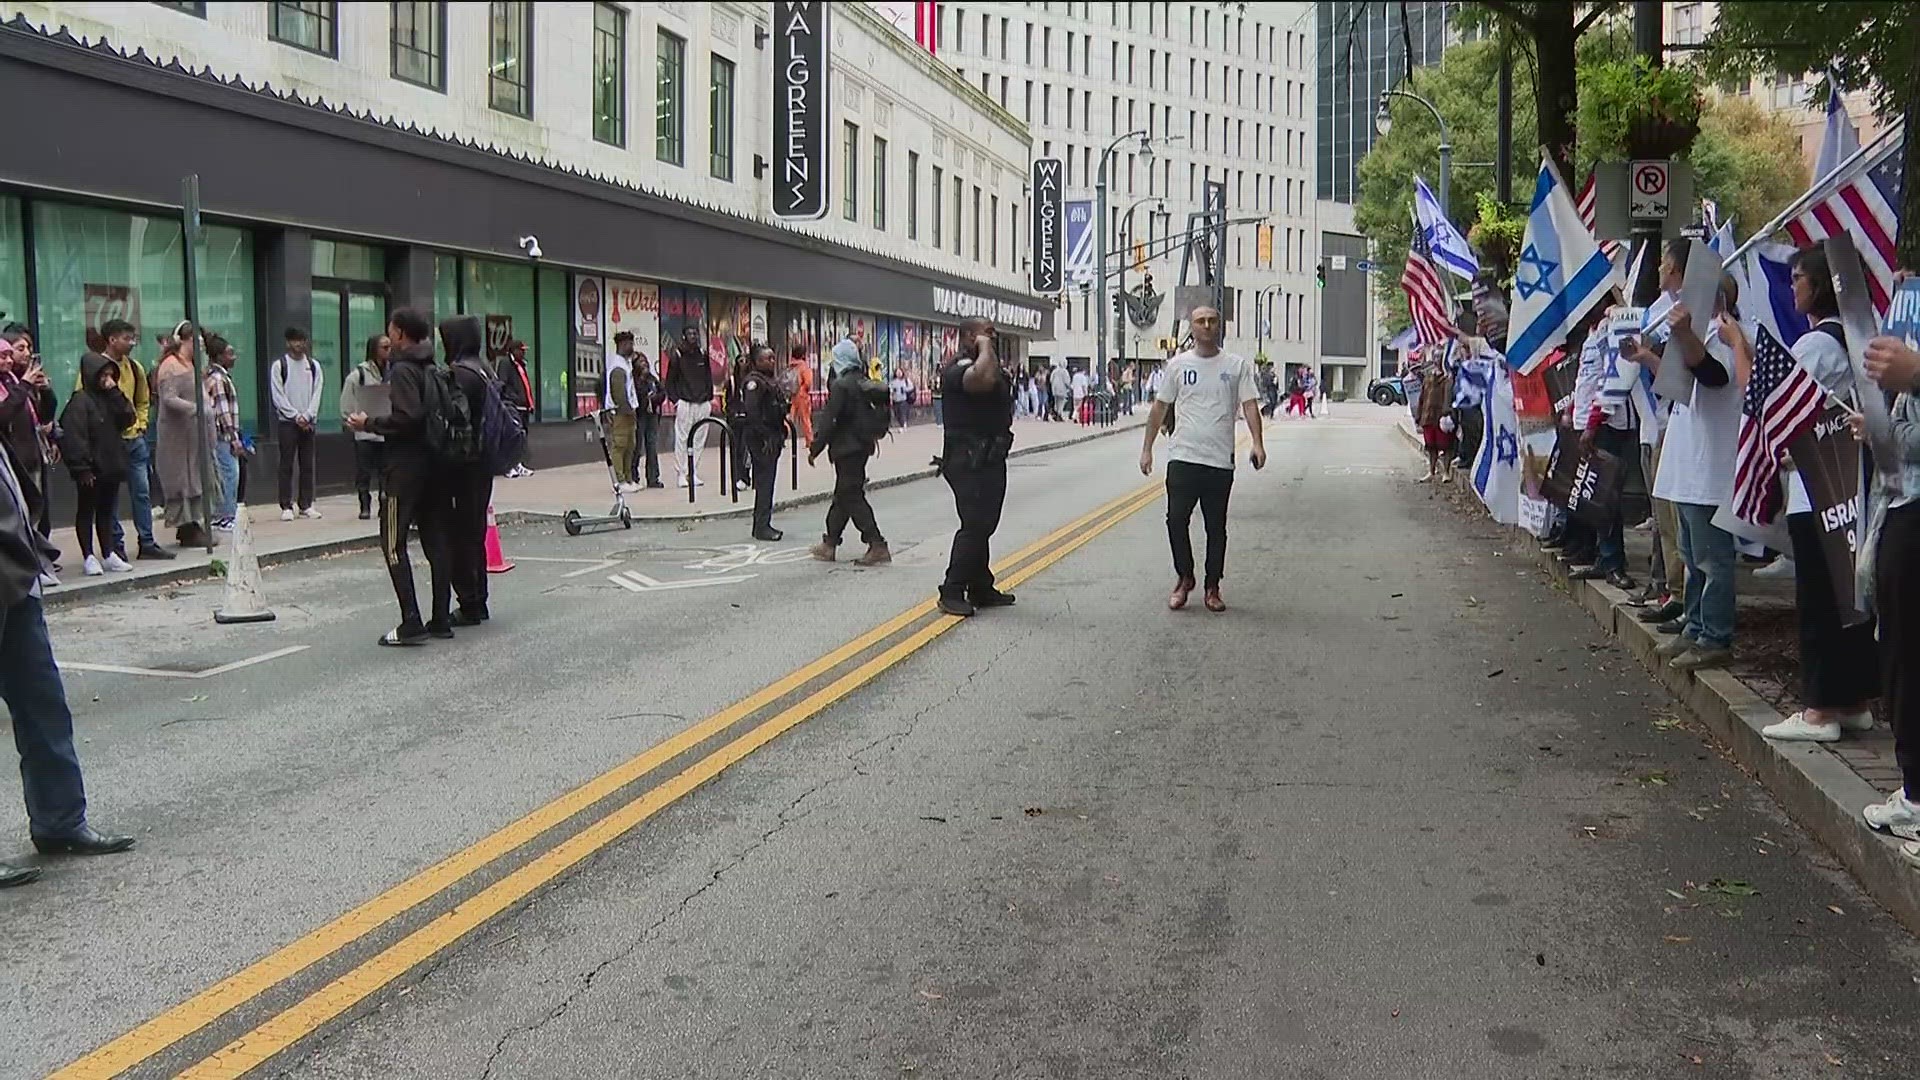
[{"xmin": 936, "ymin": 2, "xmax": 1319, "ymax": 373}]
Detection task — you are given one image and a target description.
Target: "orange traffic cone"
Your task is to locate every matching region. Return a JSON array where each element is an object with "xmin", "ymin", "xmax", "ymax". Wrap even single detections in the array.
[{"xmin": 484, "ymin": 503, "xmax": 514, "ymax": 574}]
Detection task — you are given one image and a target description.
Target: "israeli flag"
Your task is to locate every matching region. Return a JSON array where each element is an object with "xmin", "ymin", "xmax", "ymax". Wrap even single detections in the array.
[
  {"xmin": 1472, "ymin": 360, "xmax": 1522, "ymax": 525},
  {"xmin": 1414, "ymin": 175, "xmax": 1479, "ymax": 281},
  {"xmin": 1732, "ymin": 241, "xmax": 1810, "ymax": 347},
  {"xmin": 1706, "ymin": 217, "xmax": 1736, "ymax": 260},
  {"xmin": 1451, "ymin": 344, "xmax": 1494, "ymax": 410},
  {"xmin": 1506, "ymin": 155, "xmax": 1622, "ymax": 376}
]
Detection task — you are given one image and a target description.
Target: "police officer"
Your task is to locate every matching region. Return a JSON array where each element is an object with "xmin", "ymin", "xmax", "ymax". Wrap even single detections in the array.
[
  {"xmin": 936, "ymin": 315, "xmax": 1017, "ymax": 617},
  {"xmin": 739, "ymin": 344, "xmax": 788, "ymax": 542}
]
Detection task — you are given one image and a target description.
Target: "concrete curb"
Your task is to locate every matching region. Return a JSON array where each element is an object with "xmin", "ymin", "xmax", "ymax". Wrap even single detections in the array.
[
  {"xmin": 1396, "ymin": 425, "xmax": 1920, "ymax": 933},
  {"xmin": 42, "ymin": 420, "xmax": 1142, "ymax": 609}
]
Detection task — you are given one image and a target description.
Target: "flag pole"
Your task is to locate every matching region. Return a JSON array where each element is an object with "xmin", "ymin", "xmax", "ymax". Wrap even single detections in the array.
[{"xmin": 1719, "ymin": 122, "xmax": 1904, "ymax": 268}]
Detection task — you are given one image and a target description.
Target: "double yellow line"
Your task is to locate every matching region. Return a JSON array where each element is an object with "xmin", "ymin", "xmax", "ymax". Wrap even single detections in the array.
[{"xmin": 59, "ymin": 475, "xmax": 1168, "ymax": 1080}]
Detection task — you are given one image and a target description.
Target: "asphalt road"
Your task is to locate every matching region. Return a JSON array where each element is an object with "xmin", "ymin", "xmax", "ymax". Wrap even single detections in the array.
[{"xmin": 5, "ymin": 405, "xmax": 1919, "ymax": 1079}]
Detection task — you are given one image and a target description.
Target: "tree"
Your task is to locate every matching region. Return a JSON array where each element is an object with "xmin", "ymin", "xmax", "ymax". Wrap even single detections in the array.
[
  {"xmin": 1691, "ymin": 96, "xmax": 1812, "ymax": 236},
  {"xmin": 1702, "ymin": 1, "xmax": 1920, "ymax": 268},
  {"xmin": 1461, "ymin": 2, "xmax": 1628, "ymax": 181}
]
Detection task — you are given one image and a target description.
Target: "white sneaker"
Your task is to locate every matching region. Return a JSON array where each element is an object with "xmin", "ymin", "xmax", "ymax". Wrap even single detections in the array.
[
  {"xmin": 300, "ymin": 507, "xmax": 323, "ymax": 520},
  {"xmin": 38, "ymin": 570, "xmax": 60, "ymax": 588},
  {"xmin": 1902, "ymin": 840, "xmax": 1920, "ymax": 871},
  {"xmin": 213, "ymin": 519, "xmax": 234, "ymax": 533},
  {"xmin": 281, "ymin": 508, "xmax": 296, "ymax": 522},
  {"xmin": 103, "ymin": 552, "xmax": 133, "ymax": 573},
  {"xmin": 1835, "ymin": 709, "xmax": 1876, "ymax": 733},
  {"xmin": 1754, "ymin": 556, "xmax": 1796, "ymax": 580},
  {"xmin": 1864, "ymin": 790, "xmax": 1920, "ymax": 839},
  {"xmin": 1761, "ymin": 711, "xmax": 1842, "ymax": 743},
  {"xmin": 82, "ymin": 555, "xmax": 103, "ymax": 577}
]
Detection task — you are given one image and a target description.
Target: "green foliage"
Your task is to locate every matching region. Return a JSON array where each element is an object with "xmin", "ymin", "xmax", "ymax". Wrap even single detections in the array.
[
  {"xmin": 1577, "ymin": 58, "xmax": 1705, "ymax": 159},
  {"xmin": 1689, "ymin": 96, "xmax": 1810, "ymax": 237},
  {"xmin": 1468, "ymin": 194, "xmax": 1527, "ymax": 286}
]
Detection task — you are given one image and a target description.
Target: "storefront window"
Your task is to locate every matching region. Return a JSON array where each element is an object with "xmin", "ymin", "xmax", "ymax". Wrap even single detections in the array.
[
  {"xmin": 311, "ymin": 238, "xmax": 387, "ymax": 281},
  {"xmin": 0, "ymin": 198, "xmax": 24, "ymax": 335},
  {"xmin": 462, "ymin": 256, "xmax": 534, "ymax": 386},
  {"xmin": 198, "ymin": 226, "xmax": 260, "ymax": 434},
  {"xmin": 433, "ymin": 252, "xmax": 460, "ymax": 321},
  {"xmin": 538, "ymin": 266, "xmax": 567, "ymax": 420}
]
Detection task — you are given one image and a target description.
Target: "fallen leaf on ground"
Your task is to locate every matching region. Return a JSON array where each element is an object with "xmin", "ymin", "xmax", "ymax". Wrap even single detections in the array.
[
  {"xmin": 1701, "ymin": 878, "xmax": 1759, "ymax": 897},
  {"xmin": 1641, "ymin": 771, "xmax": 1670, "ymax": 786},
  {"xmin": 1828, "ymin": 905, "xmax": 1845, "ymax": 916},
  {"xmin": 917, "ymin": 989, "xmax": 943, "ymax": 1000},
  {"xmin": 1664, "ymin": 935, "xmax": 1692, "ymax": 943}
]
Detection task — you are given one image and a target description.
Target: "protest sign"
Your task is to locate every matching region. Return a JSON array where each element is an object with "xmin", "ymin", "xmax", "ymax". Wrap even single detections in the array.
[{"xmin": 1785, "ymin": 403, "xmax": 1867, "ymax": 626}]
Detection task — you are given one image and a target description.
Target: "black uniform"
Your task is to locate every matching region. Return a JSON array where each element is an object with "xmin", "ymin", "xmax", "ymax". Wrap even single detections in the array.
[
  {"xmin": 445, "ymin": 318, "xmax": 495, "ymax": 620},
  {"xmin": 938, "ymin": 355, "xmax": 1016, "ymax": 603},
  {"xmin": 363, "ymin": 340, "xmax": 451, "ymax": 632},
  {"xmin": 739, "ymin": 367, "xmax": 789, "ymax": 536}
]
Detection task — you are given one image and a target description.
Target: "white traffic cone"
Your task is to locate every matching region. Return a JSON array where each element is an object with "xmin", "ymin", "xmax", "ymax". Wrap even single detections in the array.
[{"xmin": 214, "ymin": 503, "xmax": 276, "ymax": 624}]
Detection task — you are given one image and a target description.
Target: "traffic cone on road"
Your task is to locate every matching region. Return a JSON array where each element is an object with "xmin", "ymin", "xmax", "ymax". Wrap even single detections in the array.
[
  {"xmin": 213, "ymin": 504, "xmax": 276, "ymax": 624},
  {"xmin": 484, "ymin": 503, "xmax": 514, "ymax": 574}
]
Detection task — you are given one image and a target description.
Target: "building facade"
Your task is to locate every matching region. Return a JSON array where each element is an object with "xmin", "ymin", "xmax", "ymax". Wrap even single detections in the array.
[
  {"xmin": 0, "ymin": 1, "xmax": 1048, "ymax": 491},
  {"xmin": 929, "ymin": 1, "xmax": 1318, "ymax": 374}
]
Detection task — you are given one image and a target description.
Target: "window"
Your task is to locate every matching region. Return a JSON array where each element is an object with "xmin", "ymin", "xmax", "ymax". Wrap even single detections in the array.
[
  {"xmin": 153, "ymin": 1, "xmax": 206, "ymax": 16},
  {"xmin": 710, "ymin": 54, "xmax": 735, "ymax": 180},
  {"xmin": 1024, "ymin": 80, "xmax": 1034, "ymax": 122},
  {"xmin": 1111, "ymin": 41, "xmax": 1118, "ymax": 80},
  {"xmin": 971, "ymin": 185, "xmax": 981, "ymax": 261},
  {"xmin": 656, "ymin": 29, "xmax": 685, "ymax": 164},
  {"xmin": 1042, "ymin": 84, "xmax": 1051, "ymax": 125},
  {"xmin": 1148, "ymin": 48, "xmax": 1156, "ymax": 89},
  {"xmin": 908, "ymin": 151, "xmax": 921, "ymax": 240},
  {"xmin": 932, "ymin": 166, "xmax": 944, "ymax": 248},
  {"xmin": 1042, "ymin": 27, "xmax": 1051, "ymax": 65},
  {"xmin": 1065, "ymin": 87, "xmax": 1074, "ymax": 131},
  {"xmin": 269, "ymin": 1, "xmax": 336, "ymax": 56},
  {"xmin": 990, "ymin": 194, "xmax": 1000, "ymax": 267},
  {"xmin": 591, "ymin": 3, "xmax": 625, "ymax": 145},
  {"xmin": 873, "ymin": 137, "xmax": 888, "ymax": 230},
  {"xmin": 999, "ymin": 75, "xmax": 1008, "ymax": 109},
  {"xmin": 1066, "ymin": 30, "xmax": 1075, "ymax": 74},
  {"xmin": 952, "ymin": 176, "xmax": 963, "ymax": 255},
  {"xmin": 1008, "ymin": 200, "xmax": 1018, "ymax": 270},
  {"xmin": 391, "ymin": 2, "xmax": 445, "ymax": 90},
  {"xmin": 488, "ymin": 2, "xmax": 532, "ymax": 117},
  {"xmin": 981, "ymin": 12, "xmax": 990, "ymax": 54},
  {"xmin": 1025, "ymin": 24, "xmax": 1033, "ymax": 64},
  {"xmin": 1082, "ymin": 35, "xmax": 1089, "ymax": 73},
  {"xmin": 843, "ymin": 122, "xmax": 860, "ymax": 221}
]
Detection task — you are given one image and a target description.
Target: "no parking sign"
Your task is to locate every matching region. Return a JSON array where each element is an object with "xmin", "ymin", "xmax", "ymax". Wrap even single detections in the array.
[{"xmin": 1629, "ymin": 160, "xmax": 1670, "ymax": 220}]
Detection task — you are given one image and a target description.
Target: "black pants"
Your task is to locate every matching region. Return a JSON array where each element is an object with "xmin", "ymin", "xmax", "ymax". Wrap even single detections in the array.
[
  {"xmin": 352, "ymin": 440, "xmax": 385, "ymax": 513},
  {"xmin": 750, "ymin": 443, "xmax": 779, "ymax": 532},
  {"xmin": 825, "ymin": 452, "xmax": 883, "ymax": 546},
  {"xmin": 73, "ymin": 476, "xmax": 120, "ymax": 559},
  {"xmin": 941, "ymin": 458, "xmax": 1007, "ymax": 596},
  {"xmin": 1166, "ymin": 460, "xmax": 1234, "ymax": 587},
  {"xmin": 277, "ymin": 419, "xmax": 316, "ymax": 511},
  {"xmin": 380, "ymin": 458, "xmax": 451, "ymax": 628},
  {"xmin": 447, "ymin": 464, "xmax": 493, "ymax": 614},
  {"xmin": 635, "ymin": 413, "xmax": 661, "ymax": 486},
  {"xmin": 1788, "ymin": 511, "xmax": 1879, "ymax": 708},
  {"xmin": 1878, "ymin": 504, "xmax": 1920, "ymax": 799},
  {"xmin": 1045, "ymin": 393, "xmax": 1063, "ymax": 422}
]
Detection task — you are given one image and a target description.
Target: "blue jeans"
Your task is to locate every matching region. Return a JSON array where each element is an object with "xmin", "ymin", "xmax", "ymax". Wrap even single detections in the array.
[
  {"xmin": 1676, "ymin": 501, "xmax": 1737, "ymax": 649},
  {"xmin": 108, "ymin": 435, "xmax": 156, "ymax": 551},
  {"xmin": 213, "ymin": 441, "xmax": 240, "ymax": 522},
  {"xmin": 3, "ymin": 596, "xmax": 89, "ymax": 837}
]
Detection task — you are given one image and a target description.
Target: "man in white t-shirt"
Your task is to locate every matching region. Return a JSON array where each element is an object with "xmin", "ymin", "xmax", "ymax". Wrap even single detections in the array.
[
  {"xmin": 1138, "ymin": 306, "xmax": 1267, "ymax": 612},
  {"xmin": 1070, "ymin": 367, "xmax": 1092, "ymax": 424}
]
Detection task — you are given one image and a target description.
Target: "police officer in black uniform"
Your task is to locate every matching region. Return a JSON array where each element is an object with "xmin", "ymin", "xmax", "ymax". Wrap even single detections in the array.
[
  {"xmin": 739, "ymin": 344, "xmax": 788, "ymax": 542},
  {"xmin": 936, "ymin": 315, "xmax": 1017, "ymax": 617}
]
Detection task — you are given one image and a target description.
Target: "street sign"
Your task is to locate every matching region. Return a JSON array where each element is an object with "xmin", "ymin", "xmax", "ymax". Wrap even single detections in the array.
[
  {"xmin": 1064, "ymin": 198, "xmax": 1095, "ymax": 281},
  {"xmin": 1629, "ymin": 159, "xmax": 1670, "ymax": 220},
  {"xmin": 1328, "ymin": 254, "xmax": 1348, "ymax": 271},
  {"xmin": 1030, "ymin": 158, "xmax": 1063, "ymax": 293},
  {"xmin": 772, "ymin": 2, "xmax": 830, "ymax": 220},
  {"xmin": 1354, "ymin": 259, "xmax": 1376, "ymax": 272}
]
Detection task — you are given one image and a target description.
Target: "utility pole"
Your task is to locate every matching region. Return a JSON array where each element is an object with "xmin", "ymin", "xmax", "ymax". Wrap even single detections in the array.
[
  {"xmin": 1495, "ymin": 41, "xmax": 1513, "ymax": 205},
  {"xmin": 1629, "ymin": 0, "xmax": 1665, "ymax": 305}
]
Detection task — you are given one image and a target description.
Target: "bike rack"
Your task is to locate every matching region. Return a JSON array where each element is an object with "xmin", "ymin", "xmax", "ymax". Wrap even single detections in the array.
[
  {"xmin": 685, "ymin": 414, "xmax": 734, "ymax": 505},
  {"xmin": 784, "ymin": 418, "xmax": 801, "ymax": 491}
]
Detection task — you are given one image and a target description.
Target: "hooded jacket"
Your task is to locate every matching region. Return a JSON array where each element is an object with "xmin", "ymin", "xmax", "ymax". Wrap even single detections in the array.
[
  {"xmin": 0, "ymin": 442, "xmax": 57, "ymax": 608},
  {"xmin": 440, "ymin": 316, "xmax": 494, "ymax": 439},
  {"xmin": 58, "ymin": 353, "xmax": 136, "ymax": 483},
  {"xmin": 340, "ymin": 357, "xmax": 386, "ymax": 443},
  {"xmin": 664, "ymin": 340, "xmax": 715, "ymax": 404},
  {"xmin": 809, "ymin": 367, "xmax": 883, "ymax": 462},
  {"xmin": 365, "ymin": 340, "xmax": 435, "ymax": 453},
  {"xmin": 0, "ymin": 368, "xmax": 54, "ymax": 471}
]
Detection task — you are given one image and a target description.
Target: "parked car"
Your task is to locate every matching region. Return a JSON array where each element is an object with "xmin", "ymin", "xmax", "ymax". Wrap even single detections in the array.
[{"xmin": 1367, "ymin": 375, "xmax": 1412, "ymax": 407}]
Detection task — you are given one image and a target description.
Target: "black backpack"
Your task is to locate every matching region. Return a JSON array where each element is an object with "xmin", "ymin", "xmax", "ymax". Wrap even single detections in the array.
[
  {"xmin": 421, "ymin": 364, "xmax": 480, "ymax": 465},
  {"xmin": 455, "ymin": 358, "xmax": 527, "ymax": 476},
  {"xmin": 851, "ymin": 378, "xmax": 891, "ymax": 443}
]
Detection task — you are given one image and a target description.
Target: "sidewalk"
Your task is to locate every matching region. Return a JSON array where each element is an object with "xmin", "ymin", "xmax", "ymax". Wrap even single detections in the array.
[
  {"xmin": 41, "ymin": 413, "xmax": 1144, "ymax": 607},
  {"xmin": 1394, "ymin": 418, "xmax": 1920, "ymax": 932}
]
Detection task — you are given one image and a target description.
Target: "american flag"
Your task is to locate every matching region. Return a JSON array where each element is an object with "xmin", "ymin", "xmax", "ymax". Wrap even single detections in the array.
[
  {"xmin": 915, "ymin": 1, "xmax": 939, "ymax": 54},
  {"xmin": 1401, "ymin": 218, "xmax": 1455, "ymax": 348},
  {"xmin": 1731, "ymin": 324, "xmax": 1827, "ymax": 527},
  {"xmin": 1574, "ymin": 172, "xmax": 1625, "ymax": 262},
  {"xmin": 1783, "ymin": 135, "xmax": 1905, "ymax": 315}
]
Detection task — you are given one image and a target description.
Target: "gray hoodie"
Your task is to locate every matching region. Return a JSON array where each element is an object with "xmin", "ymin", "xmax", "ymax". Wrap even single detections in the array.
[{"xmin": 340, "ymin": 359, "xmax": 386, "ymax": 443}]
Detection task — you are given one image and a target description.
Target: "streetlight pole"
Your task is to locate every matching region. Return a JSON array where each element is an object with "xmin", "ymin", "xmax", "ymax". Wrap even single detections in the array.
[
  {"xmin": 1377, "ymin": 89, "xmax": 1452, "ymax": 220},
  {"xmin": 1096, "ymin": 130, "xmax": 1153, "ymax": 390},
  {"xmin": 1116, "ymin": 194, "xmax": 1165, "ymax": 400},
  {"xmin": 1253, "ymin": 282, "xmax": 1284, "ymax": 357}
]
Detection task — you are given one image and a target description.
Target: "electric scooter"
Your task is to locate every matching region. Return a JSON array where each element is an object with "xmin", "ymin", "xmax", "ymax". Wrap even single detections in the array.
[{"xmin": 563, "ymin": 409, "xmax": 634, "ymax": 535}]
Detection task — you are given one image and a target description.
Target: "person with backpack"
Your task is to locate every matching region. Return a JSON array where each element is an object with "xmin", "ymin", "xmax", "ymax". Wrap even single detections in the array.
[
  {"xmin": 442, "ymin": 316, "xmax": 502, "ymax": 625},
  {"xmin": 271, "ymin": 325, "xmax": 324, "ymax": 521},
  {"xmin": 740, "ymin": 344, "xmax": 789, "ymax": 542},
  {"xmin": 340, "ymin": 333, "xmax": 389, "ymax": 520},
  {"xmin": 347, "ymin": 308, "xmax": 453, "ymax": 647},
  {"xmin": 807, "ymin": 339, "xmax": 890, "ymax": 566},
  {"xmin": 634, "ymin": 354, "xmax": 666, "ymax": 488},
  {"xmin": 604, "ymin": 331, "xmax": 641, "ymax": 490}
]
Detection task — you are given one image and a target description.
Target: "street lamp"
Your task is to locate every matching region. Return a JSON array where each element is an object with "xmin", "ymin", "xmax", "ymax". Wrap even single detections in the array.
[
  {"xmin": 1254, "ymin": 281, "xmax": 1285, "ymax": 355},
  {"xmin": 1377, "ymin": 89, "xmax": 1453, "ymax": 219},
  {"xmin": 1096, "ymin": 131, "xmax": 1174, "ymax": 384},
  {"xmin": 1116, "ymin": 195, "xmax": 1165, "ymax": 371}
]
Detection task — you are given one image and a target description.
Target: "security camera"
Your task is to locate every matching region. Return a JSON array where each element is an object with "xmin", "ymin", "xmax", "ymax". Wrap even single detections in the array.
[{"xmin": 517, "ymin": 235, "xmax": 543, "ymax": 259}]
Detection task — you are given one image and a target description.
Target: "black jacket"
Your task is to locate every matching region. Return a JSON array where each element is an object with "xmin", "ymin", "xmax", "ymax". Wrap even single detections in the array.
[
  {"xmin": 497, "ymin": 355, "xmax": 533, "ymax": 415},
  {"xmin": 0, "ymin": 372, "xmax": 54, "ymax": 470},
  {"xmin": 365, "ymin": 341, "xmax": 436, "ymax": 451},
  {"xmin": 740, "ymin": 366, "xmax": 789, "ymax": 448},
  {"xmin": 440, "ymin": 316, "xmax": 493, "ymax": 425},
  {"xmin": 809, "ymin": 369, "xmax": 878, "ymax": 462},
  {"xmin": 58, "ymin": 353, "xmax": 135, "ymax": 483},
  {"xmin": 663, "ymin": 343, "xmax": 714, "ymax": 404}
]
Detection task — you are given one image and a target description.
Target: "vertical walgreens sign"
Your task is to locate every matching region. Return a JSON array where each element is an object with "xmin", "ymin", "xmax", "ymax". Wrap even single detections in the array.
[
  {"xmin": 1029, "ymin": 157, "xmax": 1063, "ymax": 294},
  {"xmin": 773, "ymin": 2, "xmax": 830, "ymax": 220}
]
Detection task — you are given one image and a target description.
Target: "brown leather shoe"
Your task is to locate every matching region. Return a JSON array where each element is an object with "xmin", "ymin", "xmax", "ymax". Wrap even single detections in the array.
[
  {"xmin": 1168, "ymin": 577, "xmax": 1195, "ymax": 610},
  {"xmin": 809, "ymin": 540, "xmax": 837, "ymax": 562},
  {"xmin": 853, "ymin": 542, "xmax": 892, "ymax": 566},
  {"xmin": 1203, "ymin": 586, "xmax": 1226, "ymax": 613}
]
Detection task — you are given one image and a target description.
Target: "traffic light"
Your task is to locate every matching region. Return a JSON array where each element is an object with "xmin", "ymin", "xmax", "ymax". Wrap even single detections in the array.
[
  {"xmin": 1316, "ymin": 263, "xmax": 1326, "ymax": 288},
  {"xmin": 1112, "ymin": 292, "xmax": 1124, "ymax": 317}
]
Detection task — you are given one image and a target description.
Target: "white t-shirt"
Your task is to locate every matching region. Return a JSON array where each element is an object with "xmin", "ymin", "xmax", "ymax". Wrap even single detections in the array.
[
  {"xmin": 1653, "ymin": 333, "xmax": 1740, "ymax": 507},
  {"xmin": 1071, "ymin": 370, "xmax": 1091, "ymax": 399},
  {"xmin": 1156, "ymin": 348, "xmax": 1258, "ymax": 470},
  {"xmin": 1786, "ymin": 321, "xmax": 1854, "ymax": 514}
]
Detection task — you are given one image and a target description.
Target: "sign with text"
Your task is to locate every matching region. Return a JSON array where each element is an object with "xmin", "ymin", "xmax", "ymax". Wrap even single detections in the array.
[
  {"xmin": 484, "ymin": 314, "xmax": 513, "ymax": 366},
  {"xmin": 932, "ymin": 287, "xmax": 1044, "ymax": 332},
  {"xmin": 83, "ymin": 284, "xmax": 139, "ymax": 353},
  {"xmin": 1064, "ymin": 199, "xmax": 1095, "ymax": 283},
  {"xmin": 574, "ymin": 276, "xmax": 603, "ymax": 343},
  {"xmin": 772, "ymin": 2, "xmax": 830, "ymax": 220},
  {"xmin": 1030, "ymin": 157, "xmax": 1063, "ymax": 293},
  {"xmin": 1629, "ymin": 159, "xmax": 1670, "ymax": 220},
  {"xmin": 1787, "ymin": 404, "xmax": 1867, "ymax": 626},
  {"xmin": 607, "ymin": 279, "xmax": 660, "ymax": 374}
]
